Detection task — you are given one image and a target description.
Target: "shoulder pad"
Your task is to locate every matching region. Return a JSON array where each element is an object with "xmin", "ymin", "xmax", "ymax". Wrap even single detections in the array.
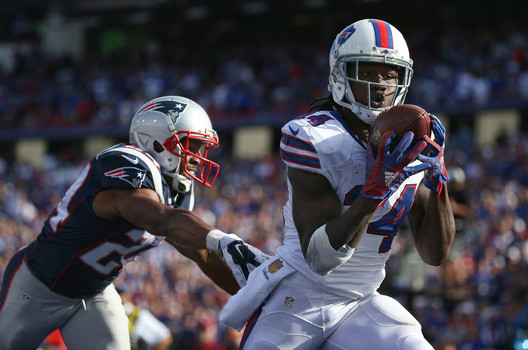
[
  {"xmin": 96, "ymin": 144, "xmax": 168, "ymax": 203},
  {"xmin": 280, "ymin": 111, "xmax": 342, "ymax": 172}
]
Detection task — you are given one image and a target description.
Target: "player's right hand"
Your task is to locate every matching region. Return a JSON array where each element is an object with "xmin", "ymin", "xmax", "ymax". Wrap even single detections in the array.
[
  {"xmin": 218, "ymin": 234, "xmax": 271, "ymax": 287},
  {"xmin": 361, "ymin": 131, "xmax": 430, "ymax": 200}
]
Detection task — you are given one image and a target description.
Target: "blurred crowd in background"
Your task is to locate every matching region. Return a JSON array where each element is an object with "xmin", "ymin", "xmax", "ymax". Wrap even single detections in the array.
[
  {"xmin": 1, "ymin": 125, "xmax": 528, "ymax": 349},
  {"xmin": 0, "ymin": 17, "xmax": 527, "ymax": 130},
  {"xmin": 1, "ymin": 3, "xmax": 528, "ymax": 349}
]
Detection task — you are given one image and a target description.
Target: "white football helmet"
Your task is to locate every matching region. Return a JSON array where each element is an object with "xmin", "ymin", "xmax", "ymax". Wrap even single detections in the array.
[
  {"xmin": 328, "ymin": 19, "xmax": 414, "ymax": 124},
  {"xmin": 130, "ymin": 96, "xmax": 220, "ymax": 193}
]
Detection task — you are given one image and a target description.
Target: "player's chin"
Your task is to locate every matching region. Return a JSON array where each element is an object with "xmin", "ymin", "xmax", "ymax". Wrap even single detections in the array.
[
  {"xmin": 183, "ymin": 172, "xmax": 195, "ymax": 180},
  {"xmin": 370, "ymin": 100, "xmax": 386, "ymax": 109}
]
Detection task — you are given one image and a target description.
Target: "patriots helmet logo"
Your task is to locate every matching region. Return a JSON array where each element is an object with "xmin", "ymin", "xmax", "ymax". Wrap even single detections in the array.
[
  {"xmin": 153, "ymin": 100, "xmax": 187, "ymax": 123},
  {"xmin": 105, "ymin": 167, "xmax": 147, "ymax": 188}
]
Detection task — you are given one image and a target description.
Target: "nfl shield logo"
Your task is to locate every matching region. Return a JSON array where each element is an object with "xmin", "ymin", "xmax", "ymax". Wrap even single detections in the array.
[
  {"xmin": 22, "ymin": 293, "xmax": 31, "ymax": 304},
  {"xmin": 283, "ymin": 296, "xmax": 295, "ymax": 308}
]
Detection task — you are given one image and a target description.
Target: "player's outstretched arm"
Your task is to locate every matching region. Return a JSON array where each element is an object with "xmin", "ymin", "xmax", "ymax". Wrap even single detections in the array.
[
  {"xmin": 166, "ymin": 242, "xmax": 240, "ymax": 295},
  {"xmin": 93, "ymin": 187, "xmax": 269, "ymax": 287},
  {"xmin": 93, "ymin": 187, "xmax": 216, "ymax": 248}
]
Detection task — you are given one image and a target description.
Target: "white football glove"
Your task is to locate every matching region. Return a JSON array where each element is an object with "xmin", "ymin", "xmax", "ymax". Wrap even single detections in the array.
[{"xmin": 207, "ymin": 231, "xmax": 271, "ymax": 287}]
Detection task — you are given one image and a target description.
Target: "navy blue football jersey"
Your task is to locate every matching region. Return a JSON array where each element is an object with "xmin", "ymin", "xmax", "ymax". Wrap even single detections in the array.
[{"xmin": 24, "ymin": 143, "xmax": 193, "ymax": 299}]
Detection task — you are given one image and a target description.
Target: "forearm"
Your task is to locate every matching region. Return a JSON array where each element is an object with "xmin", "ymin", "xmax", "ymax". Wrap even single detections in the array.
[
  {"xmin": 169, "ymin": 241, "xmax": 240, "ymax": 295},
  {"xmin": 414, "ymin": 186, "xmax": 456, "ymax": 265},
  {"xmin": 289, "ymin": 167, "xmax": 380, "ymax": 274},
  {"xmin": 326, "ymin": 195, "xmax": 381, "ymax": 249},
  {"xmin": 301, "ymin": 195, "xmax": 380, "ymax": 275},
  {"xmin": 104, "ymin": 189, "xmax": 219, "ymax": 249},
  {"xmin": 151, "ymin": 208, "xmax": 217, "ymax": 249}
]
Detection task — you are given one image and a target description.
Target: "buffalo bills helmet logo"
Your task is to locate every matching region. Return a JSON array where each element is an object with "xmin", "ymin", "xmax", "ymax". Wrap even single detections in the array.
[
  {"xmin": 153, "ymin": 101, "xmax": 188, "ymax": 123},
  {"xmin": 336, "ymin": 24, "xmax": 356, "ymax": 47},
  {"xmin": 105, "ymin": 167, "xmax": 147, "ymax": 188}
]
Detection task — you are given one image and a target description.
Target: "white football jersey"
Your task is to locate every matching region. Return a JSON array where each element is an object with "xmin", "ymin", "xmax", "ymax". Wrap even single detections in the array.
[{"xmin": 278, "ymin": 109, "xmax": 424, "ymax": 299}]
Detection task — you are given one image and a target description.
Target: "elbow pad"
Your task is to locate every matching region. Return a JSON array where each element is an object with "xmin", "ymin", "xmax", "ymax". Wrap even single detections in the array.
[{"xmin": 305, "ymin": 224, "xmax": 355, "ymax": 275}]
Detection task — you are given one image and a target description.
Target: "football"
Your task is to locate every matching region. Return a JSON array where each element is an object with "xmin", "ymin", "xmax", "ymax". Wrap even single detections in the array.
[{"xmin": 368, "ymin": 104, "xmax": 431, "ymax": 155}]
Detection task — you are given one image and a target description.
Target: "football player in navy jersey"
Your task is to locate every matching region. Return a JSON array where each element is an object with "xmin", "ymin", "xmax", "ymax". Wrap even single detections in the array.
[{"xmin": 0, "ymin": 95, "xmax": 269, "ymax": 350}]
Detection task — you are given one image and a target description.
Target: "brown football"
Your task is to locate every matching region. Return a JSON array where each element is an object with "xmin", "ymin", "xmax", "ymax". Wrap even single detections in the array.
[{"xmin": 368, "ymin": 104, "xmax": 431, "ymax": 155}]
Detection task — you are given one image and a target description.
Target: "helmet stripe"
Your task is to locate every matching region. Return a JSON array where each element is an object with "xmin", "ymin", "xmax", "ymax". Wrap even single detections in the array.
[
  {"xmin": 371, "ymin": 19, "xmax": 393, "ymax": 49},
  {"xmin": 135, "ymin": 102, "xmax": 156, "ymax": 116}
]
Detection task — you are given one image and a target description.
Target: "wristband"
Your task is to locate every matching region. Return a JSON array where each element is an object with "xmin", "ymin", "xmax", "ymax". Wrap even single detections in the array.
[
  {"xmin": 305, "ymin": 224, "xmax": 355, "ymax": 275},
  {"xmin": 205, "ymin": 229, "xmax": 228, "ymax": 250}
]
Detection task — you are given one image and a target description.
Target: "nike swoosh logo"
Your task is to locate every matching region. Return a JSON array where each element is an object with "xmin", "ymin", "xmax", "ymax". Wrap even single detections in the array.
[
  {"xmin": 289, "ymin": 126, "xmax": 299, "ymax": 136},
  {"xmin": 122, "ymin": 155, "xmax": 139, "ymax": 164},
  {"xmin": 228, "ymin": 241, "xmax": 245, "ymax": 258},
  {"xmin": 234, "ymin": 244, "xmax": 244, "ymax": 258}
]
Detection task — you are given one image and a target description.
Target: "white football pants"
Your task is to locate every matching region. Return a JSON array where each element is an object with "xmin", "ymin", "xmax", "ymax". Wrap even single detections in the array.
[{"xmin": 240, "ymin": 272, "xmax": 434, "ymax": 350}]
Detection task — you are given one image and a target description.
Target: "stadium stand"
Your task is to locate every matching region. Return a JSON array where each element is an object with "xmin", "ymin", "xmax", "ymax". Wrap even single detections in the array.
[{"xmin": 1, "ymin": 1, "xmax": 527, "ymax": 349}]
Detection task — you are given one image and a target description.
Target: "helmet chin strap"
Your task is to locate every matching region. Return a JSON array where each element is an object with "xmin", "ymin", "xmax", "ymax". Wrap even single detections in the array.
[
  {"xmin": 160, "ymin": 140, "xmax": 193, "ymax": 193},
  {"xmin": 163, "ymin": 171, "xmax": 193, "ymax": 193},
  {"xmin": 334, "ymin": 96, "xmax": 383, "ymax": 124},
  {"xmin": 351, "ymin": 102, "xmax": 384, "ymax": 124}
]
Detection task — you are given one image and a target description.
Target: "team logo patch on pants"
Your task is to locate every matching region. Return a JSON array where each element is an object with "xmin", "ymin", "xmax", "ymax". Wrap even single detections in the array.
[{"xmin": 283, "ymin": 296, "xmax": 295, "ymax": 308}]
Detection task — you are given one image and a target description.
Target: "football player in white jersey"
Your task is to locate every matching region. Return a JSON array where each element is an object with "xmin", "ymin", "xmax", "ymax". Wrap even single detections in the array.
[
  {"xmin": 220, "ymin": 19, "xmax": 455, "ymax": 349},
  {"xmin": 0, "ymin": 95, "xmax": 268, "ymax": 350}
]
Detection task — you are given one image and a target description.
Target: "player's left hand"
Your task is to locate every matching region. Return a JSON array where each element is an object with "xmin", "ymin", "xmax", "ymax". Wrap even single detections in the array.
[
  {"xmin": 418, "ymin": 115, "xmax": 449, "ymax": 195},
  {"xmin": 218, "ymin": 234, "xmax": 271, "ymax": 287}
]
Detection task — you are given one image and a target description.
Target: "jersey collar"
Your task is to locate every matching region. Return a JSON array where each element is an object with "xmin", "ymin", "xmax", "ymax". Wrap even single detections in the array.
[{"xmin": 332, "ymin": 109, "xmax": 366, "ymax": 149}]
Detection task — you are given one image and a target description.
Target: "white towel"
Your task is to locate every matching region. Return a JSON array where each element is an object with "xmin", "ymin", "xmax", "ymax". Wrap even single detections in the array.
[{"xmin": 220, "ymin": 257, "xmax": 295, "ymax": 331}]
